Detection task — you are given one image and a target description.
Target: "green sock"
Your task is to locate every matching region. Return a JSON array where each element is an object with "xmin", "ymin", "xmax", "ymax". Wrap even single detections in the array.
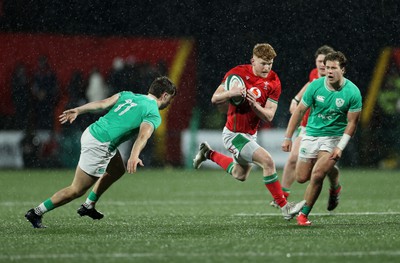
[
  {"xmin": 35, "ymin": 198, "xmax": 55, "ymax": 215},
  {"xmin": 84, "ymin": 191, "xmax": 99, "ymax": 209},
  {"xmin": 282, "ymin": 187, "xmax": 290, "ymax": 197},
  {"xmin": 301, "ymin": 204, "xmax": 312, "ymax": 216},
  {"xmin": 226, "ymin": 163, "xmax": 234, "ymax": 175}
]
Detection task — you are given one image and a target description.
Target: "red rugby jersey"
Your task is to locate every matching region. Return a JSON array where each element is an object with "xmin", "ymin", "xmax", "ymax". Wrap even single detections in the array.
[
  {"xmin": 300, "ymin": 68, "xmax": 319, "ymax": 127},
  {"xmin": 222, "ymin": 65, "xmax": 281, "ymax": 135}
]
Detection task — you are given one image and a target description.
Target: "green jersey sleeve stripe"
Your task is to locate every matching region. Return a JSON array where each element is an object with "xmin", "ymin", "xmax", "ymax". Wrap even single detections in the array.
[
  {"xmin": 267, "ymin": 98, "xmax": 278, "ymax": 104},
  {"xmin": 143, "ymin": 120, "xmax": 156, "ymax": 129},
  {"xmin": 349, "ymin": 108, "xmax": 362, "ymax": 112}
]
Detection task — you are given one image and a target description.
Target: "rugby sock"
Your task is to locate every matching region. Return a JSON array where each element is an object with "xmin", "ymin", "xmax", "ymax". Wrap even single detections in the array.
[
  {"xmin": 83, "ymin": 191, "xmax": 99, "ymax": 209},
  {"xmin": 263, "ymin": 173, "xmax": 287, "ymax": 207},
  {"xmin": 282, "ymin": 187, "xmax": 290, "ymax": 199},
  {"xmin": 330, "ymin": 183, "xmax": 341, "ymax": 191},
  {"xmin": 34, "ymin": 198, "xmax": 55, "ymax": 216},
  {"xmin": 300, "ymin": 204, "xmax": 312, "ymax": 216},
  {"xmin": 209, "ymin": 151, "xmax": 235, "ymax": 174}
]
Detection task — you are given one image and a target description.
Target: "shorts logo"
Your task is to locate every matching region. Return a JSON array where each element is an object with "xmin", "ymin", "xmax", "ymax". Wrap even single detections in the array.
[
  {"xmin": 96, "ymin": 168, "xmax": 105, "ymax": 174},
  {"xmin": 228, "ymin": 146, "xmax": 238, "ymax": 155},
  {"xmin": 336, "ymin": 98, "xmax": 344, "ymax": 107}
]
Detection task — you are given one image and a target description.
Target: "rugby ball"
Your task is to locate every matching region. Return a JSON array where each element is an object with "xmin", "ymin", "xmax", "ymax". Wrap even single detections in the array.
[{"xmin": 224, "ymin": 74, "xmax": 246, "ymax": 106}]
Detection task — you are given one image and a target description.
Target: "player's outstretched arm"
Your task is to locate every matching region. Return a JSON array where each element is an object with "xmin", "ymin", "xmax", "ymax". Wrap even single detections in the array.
[{"xmin": 59, "ymin": 93, "xmax": 120, "ymax": 124}]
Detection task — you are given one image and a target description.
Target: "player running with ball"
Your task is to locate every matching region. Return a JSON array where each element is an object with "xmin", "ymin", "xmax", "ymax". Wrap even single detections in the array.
[{"xmin": 193, "ymin": 43, "xmax": 306, "ymax": 220}]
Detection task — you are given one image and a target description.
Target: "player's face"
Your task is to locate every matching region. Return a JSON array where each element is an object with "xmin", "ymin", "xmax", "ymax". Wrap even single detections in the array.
[
  {"xmin": 325, "ymin": 60, "xmax": 344, "ymax": 85},
  {"xmin": 315, "ymin": 54, "xmax": 326, "ymax": 77},
  {"xmin": 159, "ymin": 93, "xmax": 174, "ymax": 110},
  {"xmin": 251, "ymin": 56, "xmax": 273, "ymax": 78}
]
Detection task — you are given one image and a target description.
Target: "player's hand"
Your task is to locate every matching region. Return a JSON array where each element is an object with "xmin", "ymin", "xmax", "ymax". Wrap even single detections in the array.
[
  {"xmin": 281, "ymin": 139, "xmax": 292, "ymax": 152},
  {"xmin": 127, "ymin": 157, "xmax": 144, "ymax": 173},
  {"xmin": 59, "ymin": 109, "xmax": 78, "ymax": 124},
  {"xmin": 330, "ymin": 148, "xmax": 342, "ymax": 162},
  {"xmin": 230, "ymin": 81, "xmax": 246, "ymax": 99},
  {"xmin": 246, "ymin": 89, "xmax": 259, "ymax": 106}
]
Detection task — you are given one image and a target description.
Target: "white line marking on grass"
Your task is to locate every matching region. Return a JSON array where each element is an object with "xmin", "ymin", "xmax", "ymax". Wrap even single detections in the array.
[
  {"xmin": 1, "ymin": 200, "xmax": 266, "ymax": 207},
  {"xmin": 234, "ymin": 211, "xmax": 400, "ymax": 217},
  {"xmin": 1, "ymin": 250, "xmax": 400, "ymax": 260}
]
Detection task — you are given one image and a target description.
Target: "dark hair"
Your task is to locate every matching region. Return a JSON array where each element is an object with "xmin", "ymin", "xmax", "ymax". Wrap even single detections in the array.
[
  {"xmin": 315, "ymin": 45, "xmax": 335, "ymax": 58},
  {"xmin": 148, "ymin": 76, "xmax": 177, "ymax": 98},
  {"xmin": 324, "ymin": 51, "xmax": 347, "ymax": 69}
]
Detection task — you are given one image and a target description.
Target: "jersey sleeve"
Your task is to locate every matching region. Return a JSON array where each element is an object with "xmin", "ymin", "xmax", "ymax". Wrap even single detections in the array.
[
  {"xmin": 301, "ymin": 80, "xmax": 316, "ymax": 108},
  {"xmin": 267, "ymin": 76, "xmax": 281, "ymax": 103},
  {"xmin": 143, "ymin": 107, "xmax": 162, "ymax": 130},
  {"xmin": 349, "ymin": 87, "xmax": 363, "ymax": 112}
]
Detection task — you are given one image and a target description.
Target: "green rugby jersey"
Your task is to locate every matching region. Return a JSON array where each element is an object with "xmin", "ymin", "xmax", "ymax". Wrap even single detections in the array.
[
  {"xmin": 302, "ymin": 77, "xmax": 362, "ymax": 137},
  {"xmin": 89, "ymin": 91, "xmax": 161, "ymax": 151}
]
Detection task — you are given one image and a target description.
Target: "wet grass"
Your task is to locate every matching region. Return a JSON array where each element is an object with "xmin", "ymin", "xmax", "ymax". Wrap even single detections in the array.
[{"xmin": 0, "ymin": 168, "xmax": 399, "ymax": 262}]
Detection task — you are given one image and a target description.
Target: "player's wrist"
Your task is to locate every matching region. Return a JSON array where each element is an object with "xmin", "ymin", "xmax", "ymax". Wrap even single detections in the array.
[
  {"xmin": 284, "ymin": 137, "xmax": 292, "ymax": 141},
  {"xmin": 292, "ymin": 96, "xmax": 300, "ymax": 104},
  {"xmin": 337, "ymin": 134, "xmax": 351, "ymax": 151}
]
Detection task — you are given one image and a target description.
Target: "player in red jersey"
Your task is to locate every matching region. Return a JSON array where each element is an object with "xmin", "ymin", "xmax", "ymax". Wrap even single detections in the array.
[
  {"xmin": 270, "ymin": 45, "xmax": 336, "ymax": 208},
  {"xmin": 193, "ymin": 43, "xmax": 305, "ymax": 220}
]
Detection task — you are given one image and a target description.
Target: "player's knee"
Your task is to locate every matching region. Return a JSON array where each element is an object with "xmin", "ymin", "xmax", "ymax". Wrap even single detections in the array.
[
  {"xmin": 313, "ymin": 166, "xmax": 326, "ymax": 177},
  {"xmin": 310, "ymin": 170, "xmax": 325, "ymax": 184},
  {"xmin": 257, "ymin": 157, "xmax": 275, "ymax": 171},
  {"xmin": 296, "ymin": 175, "xmax": 308, "ymax": 184},
  {"xmin": 295, "ymin": 171, "xmax": 310, "ymax": 184}
]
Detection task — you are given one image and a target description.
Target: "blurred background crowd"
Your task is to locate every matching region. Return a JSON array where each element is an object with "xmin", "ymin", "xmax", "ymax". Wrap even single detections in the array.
[{"xmin": 0, "ymin": 0, "xmax": 399, "ymax": 169}]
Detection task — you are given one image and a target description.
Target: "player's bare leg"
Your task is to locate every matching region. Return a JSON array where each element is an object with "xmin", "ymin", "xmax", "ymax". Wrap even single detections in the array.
[
  {"xmin": 326, "ymin": 165, "xmax": 341, "ymax": 211},
  {"xmin": 25, "ymin": 166, "xmax": 97, "ymax": 228},
  {"xmin": 51, "ymin": 167, "xmax": 97, "ymax": 207},
  {"xmin": 253, "ymin": 147, "xmax": 305, "ymax": 220},
  {"xmin": 268, "ymin": 135, "xmax": 303, "ymax": 209},
  {"xmin": 78, "ymin": 151, "xmax": 126, "ymax": 219},
  {"xmin": 297, "ymin": 152, "xmax": 336, "ymax": 225}
]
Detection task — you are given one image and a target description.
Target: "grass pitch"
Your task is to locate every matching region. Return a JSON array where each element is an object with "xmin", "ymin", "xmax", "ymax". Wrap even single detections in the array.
[{"xmin": 0, "ymin": 168, "xmax": 399, "ymax": 262}]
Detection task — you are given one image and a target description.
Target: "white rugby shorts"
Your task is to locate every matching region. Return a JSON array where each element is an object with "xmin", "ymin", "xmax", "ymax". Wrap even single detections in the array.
[
  {"xmin": 222, "ymin": 126, "xmax": 260, "ymax": 165},
  {"xmin": 78, "ymin": 128, "xmax": 117, "ymax": 177},
  {"xmin": 299, "ymin": 135, "xmax": 341, "ymax": 159}
]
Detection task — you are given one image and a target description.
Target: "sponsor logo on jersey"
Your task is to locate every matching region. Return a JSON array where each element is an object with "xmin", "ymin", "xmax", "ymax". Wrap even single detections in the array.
[
  {"xmin": 316, "ymin": 95, "xmax": 325, "ymax": 102},
  {"xmin": 249, "ymin": 87, "xmax": 262, "ymax": 99}
]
